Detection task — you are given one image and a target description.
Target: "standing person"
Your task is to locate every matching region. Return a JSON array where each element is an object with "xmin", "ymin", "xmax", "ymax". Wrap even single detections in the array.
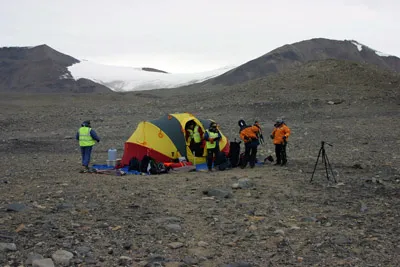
[
  {"xmin": 239, "ymin": 119, "xmax": 262, "ymax": 168},
  {"xmin": 204, "ymin": 122, "xmax": 222, "ymax": 171},
  {"xmin": 186, "ymin": 121, "xmax": 203, "ymax": 157},
  {"xmin": 76, "ymin": 120, "xmax": 100, "ymax": 172},
  {"xmin": 271, "ymin": 119, "xmax": 291, "ymax": 166}
]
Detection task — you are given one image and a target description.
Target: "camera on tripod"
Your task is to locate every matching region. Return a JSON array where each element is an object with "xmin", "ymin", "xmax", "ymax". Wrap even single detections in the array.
[{"xmin": 310, "ymin": 141, "xmax": 337, "ymax": 183}]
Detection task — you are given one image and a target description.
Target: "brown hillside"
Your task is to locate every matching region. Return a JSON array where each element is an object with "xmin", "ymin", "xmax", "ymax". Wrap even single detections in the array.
[
  {"xmin": 209, "ymin": 38, "xmax": 400, "ymax": 86},
  {"xmin": 0, "ymin": 45, "xmax": 111, "ymax": 93}
]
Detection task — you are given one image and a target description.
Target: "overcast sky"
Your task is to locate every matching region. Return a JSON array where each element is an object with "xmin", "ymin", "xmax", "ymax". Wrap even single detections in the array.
[{"xmin": 1, "ymin": 0, "xmax": 399, "ymax": 73}]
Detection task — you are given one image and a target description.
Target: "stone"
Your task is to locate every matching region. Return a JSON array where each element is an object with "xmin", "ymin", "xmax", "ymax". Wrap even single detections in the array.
[
  {"xmin": 26, "ymin": 253, "xmax": 44, "ymax": 265},
  {"xmin": 249, "ymin": 225, "xmax": 258, "ymax": 231},
  {"xmin": 238, "ymin": 178, "xmax": 255, "ymax": 189},
  {"xmin": 51, "ymin": 249, "xmax": 73, "ymax": 266},
  {"xmin": 204, "ymin": 188, "xmax": 232, "ymax": 199},
  {"xmin": 197, "ymin": 241, "xmax": 209, "ymax": 247},
  {"xmin": 32, "ymin": 258, "xmax": 55, "ymax": 267},
  {"xmin": 56, "ymin": 203, "xmax": 74, "ymax": 210},
  {"xmin": 274, "ymin": 229, "xmax": 285, "ymax": 235},
  {"xmin": 164, "ymin": 224, "xmax": 182, "ymax": 232},
  {"xmin": 76, "ymin": 246, "xmax": 91, "ymax": 255},
  {"xmin": 154, "ymin": 217, "xmax": 182, "ymax": 224},
  {"xmin": 0, "ymin": 242, "xmax": 17, "ymax": 251},
  {"xmin": 232, "ymin": 183, "xmax": 240, "ymax": 189},
  {"xmin": 6, "ymin": 203, "xmax": 26, "ymax": 212},
  {"xmin": 188, "ymin": 247, "xmax": 214, "ymax": 258},
  {"xmin": 119, "ymin": 256, "xmax": 132, "ymax": 265},
  {"xmin": 183, "ymin": 256, "xmax": 199, "ymax": 265},
  {"xmin": 222, "ymin": 263, "xmax": 253, "ymax": 267},
  {"xmin": 168, "ymin": 242, "xmax": 184, "ymax": 249},
  {"xmin": 165, "ymin": 262, "xmax": 183, "ymax": 267}
]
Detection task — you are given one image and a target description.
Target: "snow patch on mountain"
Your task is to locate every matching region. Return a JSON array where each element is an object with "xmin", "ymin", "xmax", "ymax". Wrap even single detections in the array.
[
  {"xmin": 349, "ymin": 40, "xmax": 393, "ymax": 57},
  {"xmin": 68, "ymin": 61, "xmax": 236, "ymax": 91}
]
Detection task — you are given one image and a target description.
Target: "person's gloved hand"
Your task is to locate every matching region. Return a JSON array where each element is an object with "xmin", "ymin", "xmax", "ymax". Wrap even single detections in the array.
[
  {"xmin": 97, "ymin": 140, "xmax": 100, "ymax": 143},
  {"xmin": 270, "ymin": 135, "xmax": 274, "ymax": 139},
  {"xmin": 283, "ymin": 136, "xmax": 287, "ymax": 140}
]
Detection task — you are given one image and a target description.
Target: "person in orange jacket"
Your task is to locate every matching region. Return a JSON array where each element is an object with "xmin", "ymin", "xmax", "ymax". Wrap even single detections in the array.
[
  {"xmin": 239, "ymin": 119, "xmax": 262, "ymax": 168},
  {"xmin": 271, "ymin": 119, "xmax": 291, "ymax": 166}
]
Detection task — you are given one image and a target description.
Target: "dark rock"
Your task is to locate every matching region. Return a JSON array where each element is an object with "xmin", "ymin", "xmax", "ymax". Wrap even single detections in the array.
[
  {"xmin": 221, "ymin": 263, "xmax": 253, "ymax": 267},
  {"xmin": 56, "ymin": 203, "xmax": 74, "ymax": 210},
  {"xmin": 6, "ymin": 203, "xmax": 27, "ymax": 212},
  {"xmin": 122, "ymin": 242, "xmax": 132, "ymax": 250},
  {"xmin": 203, "ymin": 188, "xmax": 233, "ymax": 199}
]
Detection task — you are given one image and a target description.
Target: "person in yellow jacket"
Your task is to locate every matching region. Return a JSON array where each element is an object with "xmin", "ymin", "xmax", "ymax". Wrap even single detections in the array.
[
  {"xmin": 271, "ymin": 119, "xmax": 291, "ymax": 166},
  {"xmin": 204, "ymin": 122, "xmax": 222, "ymax": 171},
  {"xmin": 76, "ymin": 120, "xmax": 100, "ymax": 172},
  {"xmin": 186, "ymin": 121, "xmax": 203, "ymax": 157}
]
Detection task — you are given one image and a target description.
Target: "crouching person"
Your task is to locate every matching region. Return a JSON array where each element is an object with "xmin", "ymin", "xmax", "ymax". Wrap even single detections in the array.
[{"xmin": 204, "ymin": 122, "xmax": 222, "ymax": 171}]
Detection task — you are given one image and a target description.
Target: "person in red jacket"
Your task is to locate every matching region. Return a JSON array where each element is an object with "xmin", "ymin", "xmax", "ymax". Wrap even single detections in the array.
[{"xmin": 271, "ymin": 119, "xmax": 291, "ymax": 166}]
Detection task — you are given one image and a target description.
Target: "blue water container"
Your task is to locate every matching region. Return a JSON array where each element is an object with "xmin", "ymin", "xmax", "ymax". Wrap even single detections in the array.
[{"xmin": 108, "ymin": 148, "xmax": 117, "ymax": 161}]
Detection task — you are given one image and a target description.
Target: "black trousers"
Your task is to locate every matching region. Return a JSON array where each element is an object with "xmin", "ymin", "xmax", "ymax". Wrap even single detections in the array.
[
  {"xmin": 275, "ymin": 143, "xmax": 287, "ymax": 165},
  {"xmin": 207, "ymin": 148, "xmax": 219, "ymax": 170},
  {"xmin": 190, "ymin": 142, "xmax": 203, "ymax": 157},
  {"xmin": 242, "ymin": 142, "xmax": 258, "ymax": 168}
]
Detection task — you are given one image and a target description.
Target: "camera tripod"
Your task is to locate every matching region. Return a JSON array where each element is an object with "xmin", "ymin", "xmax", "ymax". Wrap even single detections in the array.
[{"xmin": 310, "ymin": 141, "xmax": 337, "ymax": 183}]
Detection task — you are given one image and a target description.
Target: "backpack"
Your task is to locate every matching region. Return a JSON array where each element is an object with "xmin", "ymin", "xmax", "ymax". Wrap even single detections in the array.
[
  {"xmin": 149, "ymin": 161, "xmax": 169, "ymax": 175},
  {"xmin": 228, "ymin": 139, "xmax": 241, "ymax": 167},
  {"xmin": 128, "ymin": 157, "xmax": 141, "ymax": 172},
  {"xmin": 140, "ymin": 155, "xmax": 152, "ymax": 173},
  {"xmin": 214, "ymin": 151, "xmax": 232, "ymax": 171}
]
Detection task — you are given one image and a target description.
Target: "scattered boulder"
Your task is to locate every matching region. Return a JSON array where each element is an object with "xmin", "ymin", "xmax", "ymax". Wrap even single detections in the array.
[
  {"xmin": 238, "ymin": 178, "xmax": 255, "ymax": 189},
  {"xmin": 221, "ymin": 262, "xmax": 253, "ymax": 267},
  {"xmin": 6, "ymin": 203, "xmax": 27, "ymax": 212},
  {"xmin": 168, "ymin": 242, "xmax": 184, "ymax": 249},
  {"xmin": 203, "ymin": 188, "xmax": 232, "ymax": 199},
  {"xmin": 51, "ymin": 249, "xmax": 73, "ymax": 266},
  {"xmin": 197, "ymin": 241, "xmax": 209, "ymax": 247},
  {"xmin": 75, "ymin": 246, "xmax": 91, "ymax": 256},
  {"xmin": 26, "ymin": 253, "xmax": 44, "ymax": 265},
  {"xmin": 0, "ymin": 242, "xmax": 17, "ymax": 251},
  {"xmin": 32, "ymin": 258, "xmax": 55, "ymax": 267},
  {"xmin": 119, "ymin": 256, "xmax": 132, "ymax": 265},
  {"xmin": 164, "ymin": 224, "xmax": 182, "ymax": 233}
]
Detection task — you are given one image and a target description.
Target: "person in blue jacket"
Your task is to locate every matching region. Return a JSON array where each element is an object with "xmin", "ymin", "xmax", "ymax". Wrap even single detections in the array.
[
  {"xmin": 204, "ymin": 122, "xmax": 222, "ymax": 171},
  {"xmin": 76, "ymin": 120, "xmax": 100, "ymax": 172}
]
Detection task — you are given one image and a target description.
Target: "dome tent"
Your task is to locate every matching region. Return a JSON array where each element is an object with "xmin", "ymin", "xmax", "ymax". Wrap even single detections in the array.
[{"xmin": 121, "ymin": 113, "xmax": 230, "ymax": 166}]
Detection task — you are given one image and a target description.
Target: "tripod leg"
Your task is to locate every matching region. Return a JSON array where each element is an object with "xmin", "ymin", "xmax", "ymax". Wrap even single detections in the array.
[
  {"xmin": 322, "ymin": 149, "xmax": 330, "ymax": 182},
  {"xmin": 324, "ymin": 152, "xmax": 337, "ymax": 183},
  {"xmin": 310, "ymin": 147, "xmax": 323, "ymax": 183}
]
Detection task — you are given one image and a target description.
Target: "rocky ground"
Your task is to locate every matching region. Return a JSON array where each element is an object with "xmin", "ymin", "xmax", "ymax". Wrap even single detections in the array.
[{"xmin": 1, "ymin": 60, "xmax": 400, "ymax": 266}]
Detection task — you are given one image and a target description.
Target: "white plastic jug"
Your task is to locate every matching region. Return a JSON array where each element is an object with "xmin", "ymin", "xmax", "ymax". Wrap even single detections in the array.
[{"xmin": 108, "ymin": 148, "xmax": 117, "ymax": 161}]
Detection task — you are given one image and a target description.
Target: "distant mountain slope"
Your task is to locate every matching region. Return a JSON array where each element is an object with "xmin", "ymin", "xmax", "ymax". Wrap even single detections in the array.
[
  {"xmin": 209, "ymin": 38, "xmax": 400, "ymax": 86},
  {"xmin": 0, "ymin": 45, "xmax": 111, "ymax": 93}
]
